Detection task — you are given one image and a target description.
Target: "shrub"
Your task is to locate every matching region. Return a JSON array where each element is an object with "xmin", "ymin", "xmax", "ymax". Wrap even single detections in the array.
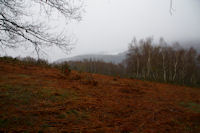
[
  {"xmin": 36, "ymin": 59, "xmax": 49, "ymax": 67},
  {"xmin": 21, "ymin": 56, "xmax": 37, "ymax": 65},
  {"xmin": 82, "ymin": 74, "xmax": 98, "ymax": 86},
  {"xmin": 20, "ymin": 57, "xmax": 49, "ymax": 67},
  {"xmin": 57, "ymin": 62, "xmax": 71, "ymax": 75},
  {"xmin": 0, "ymin": 56, "xmax": 18, "ymax": 63}
]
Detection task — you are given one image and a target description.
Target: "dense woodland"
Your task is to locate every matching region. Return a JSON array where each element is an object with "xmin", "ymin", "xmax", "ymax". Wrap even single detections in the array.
[
  {"xmin": 68, "ymin": 60, "xmax": 126, "ymax": 77},
  {"xmin": 125, "ymin": 38, "xmax": 200, "ymax": 86},
  {"xmin": 68, "ymin": 38, "xmax": 200, "ymax": 86}
]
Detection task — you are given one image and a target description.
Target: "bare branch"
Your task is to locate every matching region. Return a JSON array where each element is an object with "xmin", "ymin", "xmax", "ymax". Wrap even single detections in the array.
[{"xmin": 0, "ymin": 0, "xmax": 83, "ymax": 58}]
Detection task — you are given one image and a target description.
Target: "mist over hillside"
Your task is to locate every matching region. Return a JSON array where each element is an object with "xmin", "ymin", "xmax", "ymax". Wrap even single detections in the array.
[
  {"xmin": 55, "ymin": 51, "xmax": 127, "ymax": 64},
  {"xmin": 55, "ymin": 40, "xmax": 200, "ymax": 64},
  {"xmin": 181, "ymin": 40, "xmax": 200, "ymax": 53}
]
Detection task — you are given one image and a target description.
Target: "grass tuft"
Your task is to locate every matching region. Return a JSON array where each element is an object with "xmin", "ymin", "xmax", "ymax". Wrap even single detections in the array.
[{"xmin": 180, "ymin": 102, "xmax": 200, "ymax": 113}]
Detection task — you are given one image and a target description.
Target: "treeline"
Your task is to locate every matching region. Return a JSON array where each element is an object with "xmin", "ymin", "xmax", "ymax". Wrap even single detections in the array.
[
  {"xmin": 1, "ymin": 37, "xmax": 200, "ymax": 87},
  {"xmin": 68, "ymin": 59, "xmax": 126, "ymax": 76},
  {"xmin": 126, "ymin": 38, "xmax": 200, "ymax": 86},
  {"xmin": 67, "ymin": 38, "xmax": 200, "ymax": 87},
  {"xmin": 0, "ymin": 56, "xmax": 71, "ymax": 75},
  {"xmin": 0, "ymin": 56, "xmax": 49, "ymax": 66}
]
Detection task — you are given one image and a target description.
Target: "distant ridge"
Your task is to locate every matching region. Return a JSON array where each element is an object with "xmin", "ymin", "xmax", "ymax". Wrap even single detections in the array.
[
  {"xmin": 55, "ymin": 41, "xmax": 200, "ymax": 64},
  {"xmin": 55, "ymin": 51, "xmax": 127, "ymax": 64}
]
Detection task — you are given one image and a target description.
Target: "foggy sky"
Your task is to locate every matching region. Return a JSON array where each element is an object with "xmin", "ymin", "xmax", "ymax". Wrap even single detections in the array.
[
  {"xmin": 4, "ymin": 0, "xmax": 200, "ymax": 61},
  {"xmin": 66, "ymin": 0, "xmax": 200, "ymax": 58}
]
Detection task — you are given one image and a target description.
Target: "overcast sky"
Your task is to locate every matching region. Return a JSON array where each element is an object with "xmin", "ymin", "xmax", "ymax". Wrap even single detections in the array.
[{"xmin": 5, "ymin": 0, "xmax": 200, "ymax": 61}]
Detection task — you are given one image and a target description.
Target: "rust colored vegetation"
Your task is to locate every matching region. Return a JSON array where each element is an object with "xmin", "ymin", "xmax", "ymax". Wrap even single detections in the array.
[{"xmin": 0, "ymin": 58, "xmax": 200, "ymax": 133}]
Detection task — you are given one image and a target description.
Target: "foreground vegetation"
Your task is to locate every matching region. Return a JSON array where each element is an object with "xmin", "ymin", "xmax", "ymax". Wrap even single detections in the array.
[{"xmin": 0, "ymin": 57, "xmax": 200, "ymax": 132}]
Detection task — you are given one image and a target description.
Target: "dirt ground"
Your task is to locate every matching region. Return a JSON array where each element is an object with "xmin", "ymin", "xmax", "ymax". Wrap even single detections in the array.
[{"xmin": 0, "ymin": 61, "xmax": 200, "ymax": 133}]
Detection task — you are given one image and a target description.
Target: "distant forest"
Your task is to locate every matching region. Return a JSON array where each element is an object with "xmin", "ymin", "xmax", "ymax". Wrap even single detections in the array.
[
  {"xmin": 68, "ymin": 38, "xmax": 200, "ymax": 87},
  {"xmin": 1, "ymin": 38, "xmax": 200, "ymax": 87}
]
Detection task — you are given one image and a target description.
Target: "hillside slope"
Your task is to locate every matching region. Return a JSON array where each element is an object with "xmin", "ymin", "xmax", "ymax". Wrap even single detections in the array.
[{"xmin": 0, "ymin": 60, "xmax": 200, "ymax": 133}]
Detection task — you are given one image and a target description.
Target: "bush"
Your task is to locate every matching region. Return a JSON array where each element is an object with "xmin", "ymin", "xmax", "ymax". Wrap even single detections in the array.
[
  {"xmin": 0, "ymin": 56, "xmax": 19, "ymax": 63},
  {"xmin": 21, "ymin": 57, "xmax": 37, "ymax": 65},
  {"xmin": 36, "ymin": 59, "xmax": 49, "ymax": 67},
  {"xmin": 20, "ymin": 57, "xmax": 49, "ymax": 67},
  {"xmin": 54, "ymin": 62, "xmax": 71, "ymax": 75}
]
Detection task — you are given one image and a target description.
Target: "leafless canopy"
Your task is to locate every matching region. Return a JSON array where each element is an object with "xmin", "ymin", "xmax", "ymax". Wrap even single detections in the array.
[{"xmin": 0, "ymin": 0, "xmax": 83, "ymax": 58}]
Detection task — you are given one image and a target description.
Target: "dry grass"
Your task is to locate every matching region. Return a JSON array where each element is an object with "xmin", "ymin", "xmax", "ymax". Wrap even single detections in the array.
[{"xmin": 0, "ymin": 60, "xmax": 200, "ymax": 133}]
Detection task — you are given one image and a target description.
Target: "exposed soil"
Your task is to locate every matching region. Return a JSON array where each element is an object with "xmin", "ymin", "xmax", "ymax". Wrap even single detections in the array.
[{"xmin": 0, "ymin": 61, "xmax": 200, "ymax": 133}]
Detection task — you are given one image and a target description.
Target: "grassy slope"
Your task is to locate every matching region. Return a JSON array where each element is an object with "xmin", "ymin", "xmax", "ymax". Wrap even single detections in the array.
[{"xmin": 0, "ymin": 60, "xmax": 200, "ymax": 133}]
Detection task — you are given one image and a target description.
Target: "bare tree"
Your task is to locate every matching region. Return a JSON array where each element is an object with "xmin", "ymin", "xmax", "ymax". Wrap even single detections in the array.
[
  {"xmin": 0, "ymin": 0, "xmax": 83, "ymax": 59},
  {"xmin": 160, "ymin": 39, "xmax": 168, "ymax": 82},
  {"xmin": 197, "ymin": 55, "xmax": 200, "ymax": 64},
  {"xmin": 125, "ymin": 37, "xmax": 200, "ymax": 86},
  {"xmin": 144, "ymin": 38, "xmax": 153, "ymax": 79}
]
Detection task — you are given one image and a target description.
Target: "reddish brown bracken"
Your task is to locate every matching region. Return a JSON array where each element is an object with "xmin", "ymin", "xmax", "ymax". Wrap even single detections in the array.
[{"xmin": 0, "ymin": 60, "xmax": 199, "ymax": 133}]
